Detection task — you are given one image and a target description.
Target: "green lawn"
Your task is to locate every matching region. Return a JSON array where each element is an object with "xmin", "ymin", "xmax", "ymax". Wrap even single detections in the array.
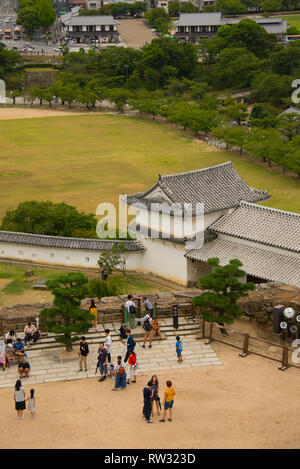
[
  {"xmin": 0, "ymin": 114, "xmax": 299, "ymax": 218},
  {"xmin": 281, "ymin": 14, "xmax": 300, "ymax": 29},
  {"xmin": 0, "ymin": 262, "xmax": 166, "ymax": 307}
]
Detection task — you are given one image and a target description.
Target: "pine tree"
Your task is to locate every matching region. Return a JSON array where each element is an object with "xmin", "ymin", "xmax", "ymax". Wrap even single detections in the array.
[
  {"xmin": 192, "ymin": 258, "xmax": 255, "ymax": 324},
  {"xmin": 40, "ymin": 272, "xmax": 93, "ymax": 351}
]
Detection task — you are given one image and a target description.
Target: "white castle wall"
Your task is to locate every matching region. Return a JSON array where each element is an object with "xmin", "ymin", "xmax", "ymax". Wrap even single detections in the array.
[{"xmin": 0, "ymin": 242, "xmax": 142, "ymax": 271}]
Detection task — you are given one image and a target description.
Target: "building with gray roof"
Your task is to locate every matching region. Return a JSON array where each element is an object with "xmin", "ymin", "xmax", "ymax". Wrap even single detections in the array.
[
  {"xmin": 173, "ymin": 13, "xmax": 288, "ymax": 43},
  {"xmin": 63, "ymin": 15, "xmax": 119, "ymax": 43}
]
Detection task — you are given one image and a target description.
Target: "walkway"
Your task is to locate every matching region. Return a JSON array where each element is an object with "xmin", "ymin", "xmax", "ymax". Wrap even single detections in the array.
[{"xmin": 0, "ymin": 327, "xmax": 222, "ymax": 389}]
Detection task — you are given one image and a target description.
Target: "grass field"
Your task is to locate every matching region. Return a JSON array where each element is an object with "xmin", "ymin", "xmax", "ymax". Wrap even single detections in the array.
[
  {"xmin": 281, "ymin": 14, "xmax": 300, "ymax": 29},
  {"xmin": 0, "ymin": 261, "xmax": 167, "ymax": 307},
  {"xmin": 0, "ymin": 114, "xmax": 299, "ymax": 218}
]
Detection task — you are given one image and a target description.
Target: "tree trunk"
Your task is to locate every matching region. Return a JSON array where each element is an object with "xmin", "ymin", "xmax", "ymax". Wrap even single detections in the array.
[{"xmin": 65, "ymin": 333, "xmax": 73, "ymax": 352}]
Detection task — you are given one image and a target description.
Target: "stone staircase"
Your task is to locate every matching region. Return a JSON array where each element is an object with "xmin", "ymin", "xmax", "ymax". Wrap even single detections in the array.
[{"xmin": 8, "ymin": 315, "xmax": 200, "ymax": 352}]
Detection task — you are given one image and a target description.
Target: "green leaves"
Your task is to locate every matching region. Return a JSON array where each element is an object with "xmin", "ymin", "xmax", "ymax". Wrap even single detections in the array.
[
  {"xmin": 192, "ymin": 258, "xmax": 255, "ymax": 324},
  {"xmin": 40, "ymin": 272, "xmax": 93, "ymax": 351},
  {"xmin": 1, "ymin": 201, "xmax": 97, "ymax": 238}
]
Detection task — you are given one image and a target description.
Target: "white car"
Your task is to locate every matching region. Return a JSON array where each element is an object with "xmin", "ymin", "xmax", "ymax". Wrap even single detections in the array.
[{"xmin": 4, "ymin": 18, "xmax": 10, "ymax": 23}]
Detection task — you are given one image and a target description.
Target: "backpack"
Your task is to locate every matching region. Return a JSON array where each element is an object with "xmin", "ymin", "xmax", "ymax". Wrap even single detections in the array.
[
  {"xmin": 118, "ymin": 365, "xmax": 125, "ymax": 375},
  {"xmin": 119, "ymin": 325, "xmax": 127, "ymax": 340},
  {"xmin": 143, "ymin": 318, "xmax": 153, "ymax": 332},
  {"xmin": 129, "ymin": 304, "xmax": 136, "ymax": 315}
]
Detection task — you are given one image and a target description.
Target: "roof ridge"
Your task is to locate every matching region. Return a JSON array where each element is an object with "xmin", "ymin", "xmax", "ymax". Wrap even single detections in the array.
[
  {"xmin": 240, "ymin": 201, "xmax": 300, "ymax": 218},
  {"xmin": 161, "ymin": 161, "xmax": 233, "ymax": 179},
  {"xmin": 0, "ymin": 230, "xmax": 140, "ymax": 244}
]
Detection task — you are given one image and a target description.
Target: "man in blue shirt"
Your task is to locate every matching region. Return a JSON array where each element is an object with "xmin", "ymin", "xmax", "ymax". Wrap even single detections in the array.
[
  {"xmin": 13, "ymin": 338, "xmax": 25, "ymax": 358},
  {"xmin": 124, "ymin": 329, "xmax": 135, "ymax": 363},
  {"xmin": 143, "ymin": 381, "xmax": 153, "ymax": 423}
]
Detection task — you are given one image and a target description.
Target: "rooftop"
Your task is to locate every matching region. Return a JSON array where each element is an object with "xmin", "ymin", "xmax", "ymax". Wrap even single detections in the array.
[
  {"xmin": 125, "ymin": 161, "xmax": 269, "ymax": 215},
  {"xmin": 185, "ymin": 237, "xmax": 300, "ymax": 287},
  {"xmin": 0, "ymin": 231, "xmax": 144, "ymax": 251},
  {"xmin": 174, "ymin": 12, "xmax": 222, "ymax": 27},
  {"xmin": 209, "ymin": 201, "xmax": 300, "ymax": 253},
  {"xmin": 65, "ymin": 15, "xmax": 119, "ymax": 26}
]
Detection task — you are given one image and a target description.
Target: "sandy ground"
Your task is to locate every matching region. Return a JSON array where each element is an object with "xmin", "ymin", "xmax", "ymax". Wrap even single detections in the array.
[
  {"xmin": 118, "ymin": 19, "xmax": 156, "ymax": 48},
  {"xmin": 0, "ymin": 108, "xmax": 82, "ymax": 120},
  {"xmin": 1, "ymin": 342, "xmax": 300, "ymax": 449}
]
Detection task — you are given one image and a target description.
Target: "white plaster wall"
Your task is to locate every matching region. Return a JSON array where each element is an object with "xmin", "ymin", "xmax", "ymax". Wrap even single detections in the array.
[
  {"xmin": 0, "ymin": 242, "xmax": 141, "ymax": 271},
  {"xmin": 136, "ymin": 238, "xmax": 188, "ymax": 285}
]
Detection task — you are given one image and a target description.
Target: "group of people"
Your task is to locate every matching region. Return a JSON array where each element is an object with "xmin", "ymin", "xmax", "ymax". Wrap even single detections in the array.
[
  {"xmin": 143, "ymin": 377, "xmax": 176, "ymax": 424},
  {"xmin": 13, "ymin": 380, "xmax": 36, "ymax": 419},
  {"xmin": 0, "ymin": 321, "xmax": 39, "ymax": 374}
]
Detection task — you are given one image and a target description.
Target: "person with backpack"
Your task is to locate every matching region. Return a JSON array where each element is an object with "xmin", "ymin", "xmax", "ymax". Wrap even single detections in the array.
[
  {"xmin": 142, "ymin": 312, "xmax": 153, "ymax": 348},
  {"xmin": 125, "ymin": 295, "xmax": 136, "ymax": 329},
  {"xmin": 124, "ymin": 329, "xmax": 136, "ymax": 363},
  {"xmin": 112, "ymin": 355, "xmax": 127, "ymax": 391}
]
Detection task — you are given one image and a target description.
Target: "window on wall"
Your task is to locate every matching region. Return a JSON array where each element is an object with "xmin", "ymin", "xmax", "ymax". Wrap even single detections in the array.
[
  {"xmin": 85, "ymin": 257, "xmax": 90, "ymax": 263},
  {"xmin": 0, "ymin": 250, "xmax": 5, "ymax": 255},
  {"xmin": 50, "ymin": 253, "xmax": 54, "ymax": 258},
  {"xmin": 18, "ymin": 250, "xmax": 24, "ymax": 256},
  {"xmin": 66, "ymin": 256, "xmax": 71, "ymax": 263}
]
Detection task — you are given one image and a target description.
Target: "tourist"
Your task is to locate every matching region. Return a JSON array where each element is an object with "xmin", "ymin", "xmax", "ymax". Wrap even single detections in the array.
[
  {"xmin": 150, "ymin": 375, "xmax": 161, "ymax": 417},
  {"xmin": 176, "ymin": 336, "xmax": 183, "ymax": 363},
  {"xmin": 6, "ymin": 340, "xmax": 14, "ymax": 361},
  {"xmin": 5, "ymin": 329, "xmax": 16, "ymax": 344},
  {"xmin": 127, "ymin": 349, "xmax": 137, "ymax": 384},
  {"xmin": 141, "ymin": 312, "xmax": 153, "ymax": 349},
  {"xmin": 151, "ymin": 318, "xmax": 162, "ymax": 341},
  {"xmin": 24, "ymin": 321, "xmax": 39, "ymax": 346},
  {"xmin": 125, "ymin": 295, "xmax": 136, "ymax": 329},
  {"xmin": 13, "ymin": 379, "xmax": 26, "ymax": 419},
  {"xmin": 0, "ymin": 339, "xmax": 8, "ymax": 371},
  {"xmin": 89, "ymin": 299, "xmax": 98, "ymax": 330},
  {"xmin": 78, "ymin": 336, "xmax": 89, "ymax": 372},
  {"xmin": 13, "ymin": 337, "xmax": 25, "ymax": 358},
  {"xmin": 104, "ymin": 329, "xmax": 112, "ymax": 363},
  {"xmin": 97, "ymin": 342, "xmax": 108, "ymax": 382},
  {"xmin": 108, "ymin": 361, "xmax": 115, "ymax": 380},
  {"xmin": 141, "ymin": 296, "xmax": 154, "ymax": 317},
  {"xmin": 27, "ymin": 388, "xmax": 36, "ymax": 418},
  {"xmin": 112, "ymin": 355, "xmax": 127, "ymax": 391},
  {"xmin": 124, "ymin": 329, "xmax": 135, "ymax": 363},
  {"xmin": 160, "ymin": 380, "xmax": 175, "ymax": 423},
  {"xmin": 143, "ymin": 381, "xmax": 153, "ymax": 424},
  {"xmin": 18, "ymin": 356, "xmax": 30, "ymax": 378}
]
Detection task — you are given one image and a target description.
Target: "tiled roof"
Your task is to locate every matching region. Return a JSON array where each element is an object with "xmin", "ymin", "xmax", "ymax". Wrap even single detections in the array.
[
  {"xmin": 0, "ymin": 231, "xmax": 144, "ymax": 251},
  {"xmin": 209, "ymin": 202, "xmax": 300, "ymax": 253},
  {"xmin": 125, "ymin": 162, "xmax": 269, "ymax": 215},
  {"xmin": 174, "ymin": 13, "xmax": 222, "ymax": 26},
  {"xmin": 185, "ymin": 238, "xmax": 300, "ymax": 287},
  {"xmin": 67, "ymin": 15, "xmax": 119, "ymax": 26}
]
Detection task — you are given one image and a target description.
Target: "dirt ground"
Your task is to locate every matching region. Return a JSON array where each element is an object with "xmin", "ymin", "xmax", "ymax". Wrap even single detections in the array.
[
  {"xmin": 1, "ymin": 342, "xmax": 300, "ymax": 449},
  {"xmin": 118, "ymin": 19, "xmax": 156, "ymax": 48},
  {"xmin": 0, "ymin": 108, "xmax": 81, "ymax": 120}
]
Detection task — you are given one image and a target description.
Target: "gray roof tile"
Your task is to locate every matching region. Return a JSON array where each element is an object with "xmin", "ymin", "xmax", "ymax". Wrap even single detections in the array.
[
  {"xmin": 0, "ymin": 231, "xmax": 144, "ymax": 251},
  {"xmin": 125, "ymin": 161, "xmax": 269, "ymax": 215},
  {"xmin": 210, "ymin": 201, "xmax": 300, "ymax": 253},
  {"xmin": 185, "ymin": 238, "xmax": 300, "ymax": 287},
  {"xmin": 174, "ymin": 13, "xmax": 222, "ymax": 27}
]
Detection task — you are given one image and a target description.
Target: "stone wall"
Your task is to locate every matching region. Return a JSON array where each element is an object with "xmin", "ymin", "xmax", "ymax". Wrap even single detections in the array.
[{"xmin": 1, "ymin": 282, "xmax": 300, "ymax": 333}]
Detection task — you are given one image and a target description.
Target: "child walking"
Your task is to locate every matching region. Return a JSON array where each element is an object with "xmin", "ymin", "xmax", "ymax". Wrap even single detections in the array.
[
  {"xmin": 176, "ymin": 336, "xmax": 183, "ymax": 363},
  {"xmin": 27, "ymin": 388, "xmax": 36, "ymax": 418}
]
